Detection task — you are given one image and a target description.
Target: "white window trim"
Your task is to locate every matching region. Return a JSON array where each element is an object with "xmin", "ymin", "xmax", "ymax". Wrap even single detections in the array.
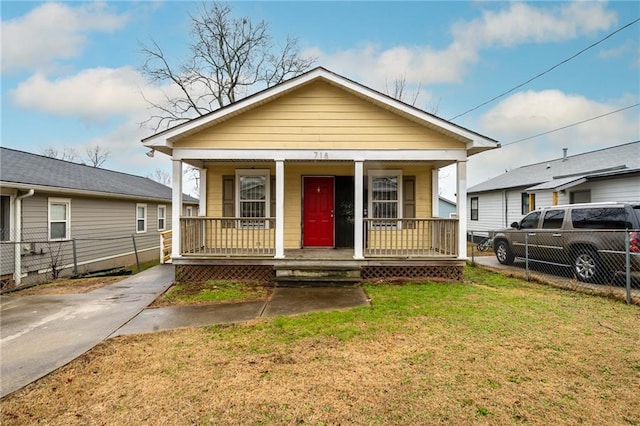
[
  {"xmin": 157, "ymin": 205, "xmax": 167, "ymax": 231},
  {"xmin": 136, "ymin": 203, "xmax": 147, "ymax": 234},
  {"xmin": 235, "ymin": 169, "xmax": 270, "ymax": 227},
  {"xmin": 48, "ymin": 198, "xmax": 71, "ymax": 241},
  {"xmin": 368, "ymin": 169, "xmax": 403, "ymax": 228}
]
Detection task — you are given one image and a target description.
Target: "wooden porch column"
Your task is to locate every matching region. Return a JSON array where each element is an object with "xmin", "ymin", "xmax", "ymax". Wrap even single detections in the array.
[
  {"xmin": 198, "ymin": 167, "xmax": 207, "ymax": 216},
  {"xmin": 432, "ymin": 168, "xmax": 439, "ymax": 217},
  {"xmin": 353, "ymin": 160, "xmax": 364, "ymax": 259},
  {"xmin": 456, "ymin": 160, "xmax": 468, "ymax": 259},
  {"xmin": 275, "ymin": 160, "xmax": 285, "ymax": 259},
  {"xmin": 171, "ymin": 160, "xmax": 183, "ymax": 258}
]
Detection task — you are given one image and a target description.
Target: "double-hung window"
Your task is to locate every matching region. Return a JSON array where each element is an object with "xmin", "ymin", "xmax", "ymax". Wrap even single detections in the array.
[
  {"xmin": 136, "ymin": 204, "xmax": 147, "ymax": 233},
  {"xmin": 470, "ymin": 197, "xmax": 479, "ymax": 221},
  {"xmin": 157, "ymin": 205, "xmax": 166, "ymax": 231},
  {"xmin": 369, "ymin": 170, "xmax": 402, "ymax": 227},
  {"xmin": 236, "ymin": 169, "xmax": 270, "ymax": 228},
  {"xmin": 49, "ymin": 198, "xmax": 71, "ymax": 240}
]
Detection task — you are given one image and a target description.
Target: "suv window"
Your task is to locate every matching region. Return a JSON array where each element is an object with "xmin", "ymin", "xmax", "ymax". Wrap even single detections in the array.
[
  {"xmin": 571, "ymin": 207, "xmax": 629, "ymax": 229},
  {"xmin": 519, "ymin": 211, "xmax": 540, "ymax": 229},
  {"xmin": 542, "ymin": 209, "xmax": 564, "ymax": 229}
]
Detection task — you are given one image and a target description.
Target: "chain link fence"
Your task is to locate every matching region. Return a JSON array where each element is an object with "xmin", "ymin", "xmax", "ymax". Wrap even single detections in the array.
[
  {"xmin": 1, "ymin": 227, "xmax": 161, "ymax": 291},
  {"xmin": 469, "ymin": 230, "xmax": 640, "ymax": 304}
]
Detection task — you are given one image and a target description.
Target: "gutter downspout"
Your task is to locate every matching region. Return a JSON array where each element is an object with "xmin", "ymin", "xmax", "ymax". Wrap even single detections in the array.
[{"xmin": 14, "ymin": 189, "xmax": 34, "ymax": 286}]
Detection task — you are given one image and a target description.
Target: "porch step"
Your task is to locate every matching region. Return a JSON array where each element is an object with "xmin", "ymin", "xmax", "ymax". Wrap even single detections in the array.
[{"xmin": 274, "ymin": 265, "xmax": 361, "ymax": 287}]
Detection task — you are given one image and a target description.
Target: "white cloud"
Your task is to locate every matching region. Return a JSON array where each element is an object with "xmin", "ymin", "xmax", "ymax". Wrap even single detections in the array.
[
  {"xmin": 1, "ymin": 2, "xmax": 128, "ymax": 73},
  {"xmin": 10, "ymin": 67, "xmax": 166, "ymax": 121},
  {"xmin": 314, "ymin": 1, "xmax": 617, "ymax": 89},
  {"xmin": 479, "ymin": 90, "xmax": 638, "ymax": 145},
  {"xmin": 452, "ymin": 2, "xmax": 616, "ymax": 48},
  {"xmin": 463, "ymin": 90, "xmax": 640, "ymax": 190}
]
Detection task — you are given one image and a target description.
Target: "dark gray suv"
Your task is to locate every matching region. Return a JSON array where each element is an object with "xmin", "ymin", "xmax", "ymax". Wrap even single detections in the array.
[{"xmin": 493, "ymin": 202, "xmax": 640, "ymax": 283}]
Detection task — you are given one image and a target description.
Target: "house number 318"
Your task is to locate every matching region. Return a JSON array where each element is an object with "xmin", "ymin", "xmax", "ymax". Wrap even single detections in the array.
[{"xmin": 314, "ymin": 151, "xmax": 329, "ymax": 160}]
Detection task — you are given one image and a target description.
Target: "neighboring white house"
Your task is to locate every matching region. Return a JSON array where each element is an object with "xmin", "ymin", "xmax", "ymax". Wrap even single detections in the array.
[{"xmin": 467, "ymin": 141, "xmax": 640, "ymax": 237}]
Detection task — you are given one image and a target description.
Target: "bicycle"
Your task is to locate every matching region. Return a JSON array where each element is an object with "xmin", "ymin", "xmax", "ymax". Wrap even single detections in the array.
[{"xmin": 476, "ymin": 237, "xmax": 494, "ymax": 252}]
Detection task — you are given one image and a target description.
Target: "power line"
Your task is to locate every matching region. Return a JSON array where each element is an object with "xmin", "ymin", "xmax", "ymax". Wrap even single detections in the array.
[
  {"xmin": 450, "ymin": 17, "xmax": 640, "ymax": 121},
  {"xmin": 502, "ymin": 103, "xmax": 640, "ymax": 147}
]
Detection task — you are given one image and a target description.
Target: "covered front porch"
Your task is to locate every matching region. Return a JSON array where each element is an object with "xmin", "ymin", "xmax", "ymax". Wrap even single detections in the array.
[
  {"xmin": 170, "ymin": 155, "xmax": 469, "ymax": 261},
  {"xmin": 168, "ymin": 155, "xmax": 469, "ymax": 283}
]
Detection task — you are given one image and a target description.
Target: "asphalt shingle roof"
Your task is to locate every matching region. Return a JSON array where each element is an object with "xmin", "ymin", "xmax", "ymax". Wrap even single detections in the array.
[
  {"xmin": 0, "ymin": 147, "xmax": 198, "ymax": 203},
  {"xmin": 468, "ymin": 141, "xmax": 640, "ymax": 193}
]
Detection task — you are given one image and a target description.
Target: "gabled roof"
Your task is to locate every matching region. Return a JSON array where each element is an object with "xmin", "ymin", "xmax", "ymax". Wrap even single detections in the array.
[
  {"xmin": 142, "ymin": 67, "xmax": 499, "ymax": 156},
  {"xmin": 468, "ymin": 141, "xmax": 640, "ymax": 194},
  {"xmin": 0, "ymin": 147, "xmax": 198, "ymax": 203}
]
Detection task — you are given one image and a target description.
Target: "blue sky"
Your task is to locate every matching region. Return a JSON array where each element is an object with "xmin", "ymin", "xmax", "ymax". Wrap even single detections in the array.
[{"xmin": 2, "ymin": 1, "xmax": 639, "ymax": 199}]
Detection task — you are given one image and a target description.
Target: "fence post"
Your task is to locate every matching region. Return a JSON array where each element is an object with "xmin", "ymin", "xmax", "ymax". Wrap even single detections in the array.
[
  {"xmin": 131, "ymin": 234, "xmax": 141, "ymax": 273},
  {"xmin": 625, "ymin": 231, "xmax": 631, "ymax": 304},
  {"xmin": 470, "ymin": 231, "xmax": 475, "ymax": 263},
  {"xmin": 72, "ymin": 238, "xmax": 78, "ymax": 276},
  {"xmin": 525, "ymin": 233, "xmax": 530, "ymax": 281}
]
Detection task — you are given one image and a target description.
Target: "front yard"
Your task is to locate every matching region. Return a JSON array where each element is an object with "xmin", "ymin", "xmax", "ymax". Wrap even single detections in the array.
[{"xmin": 1, "ymin": 266, "xmax": 639, "ymax": 425}]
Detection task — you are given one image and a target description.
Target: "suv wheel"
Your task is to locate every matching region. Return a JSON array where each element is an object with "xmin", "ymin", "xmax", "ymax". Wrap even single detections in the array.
[
  {"xmin": 495, "ymin": 240, "xmax": 514, "ymax": 265},
  {"xmin": 573, "ymin": 248, "xmax": 609, "ymax": 283}
]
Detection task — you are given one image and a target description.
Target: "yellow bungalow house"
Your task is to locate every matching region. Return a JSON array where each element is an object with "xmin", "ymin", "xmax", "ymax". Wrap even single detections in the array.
[{"xmin": 142, "ymin": 68, "xmax": 499, "ymax": 284}]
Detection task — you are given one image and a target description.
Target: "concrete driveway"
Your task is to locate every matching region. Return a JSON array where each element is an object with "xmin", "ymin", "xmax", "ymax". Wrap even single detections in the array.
[
  {"xmin": 1, "ymin": 266, "xmax": 370, "ymax": 398},
  {"xmin": 0, "ymin": 265, "xmax": 175, "ymax": 398}
]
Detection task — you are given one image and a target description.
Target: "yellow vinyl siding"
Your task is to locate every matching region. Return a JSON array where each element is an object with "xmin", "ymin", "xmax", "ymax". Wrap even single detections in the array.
[
  {"xmin": 174, "ymin": 82, "xmax": 465, "ymax": 150},
  {"xmin": 205, "ymin": 163, "xmax": 434, "ymax": 250}
]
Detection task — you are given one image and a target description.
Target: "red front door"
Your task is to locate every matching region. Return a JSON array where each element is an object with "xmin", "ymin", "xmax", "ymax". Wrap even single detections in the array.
[{"xmin": 303, "ymin": 176, "xmax": 334, "ymax": 247}]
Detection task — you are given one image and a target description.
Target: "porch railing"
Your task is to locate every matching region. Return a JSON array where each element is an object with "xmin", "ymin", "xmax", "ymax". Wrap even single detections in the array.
[
  {"xmin": 179, "ymin": 217, "xmax": 457, "ymax": 258},
  {"xmin": 364, "ymin": 218, "xmax": 458, "ymax": 257},
  {"xmin": 160, "ymin": 230, "xmax": 172, "ymax": 264},
  {"xmin": 181, "ymin": 217, "xmax": 275, "ymax": 256}
]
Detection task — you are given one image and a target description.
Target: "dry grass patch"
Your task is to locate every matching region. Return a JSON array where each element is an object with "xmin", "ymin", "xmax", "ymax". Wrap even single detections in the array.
[
  {"xmin": 2, "ymin": 267, "xmax": 639, "ymax": 425},
  {"xmin": 3, "ymin": 261, "xmax": 160, "ymax": 296},
  {"xmin": 2, "ymin": 276, "xmax": 125, "ymax": 296}
]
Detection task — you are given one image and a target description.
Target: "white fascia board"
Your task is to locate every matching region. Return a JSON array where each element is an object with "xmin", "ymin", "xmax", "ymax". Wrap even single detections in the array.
[
  {"xmin": 142, "ymin": 68, "xmax": 498, "ymax": 151},
  {"xmin": 172, "ymin": 148, "xmax": 467, "ymax": 162}
]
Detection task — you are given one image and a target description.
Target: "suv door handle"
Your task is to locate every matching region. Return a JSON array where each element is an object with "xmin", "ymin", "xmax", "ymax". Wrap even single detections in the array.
[
  {"xmin": 528, "ymin": 233, "xmax": 536, "ymax": 236},
  {"xmin": 552, "ymin": 233, "xmax": 562, "ymax": 237}
]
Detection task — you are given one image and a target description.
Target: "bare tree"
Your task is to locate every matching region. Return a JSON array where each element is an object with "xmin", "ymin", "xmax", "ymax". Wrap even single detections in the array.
[
  {"xmin": 140, "ymin": 2, "xmax": 315, "ymax": 131},
  {"xmin": 41, "ymin": 146, "xmax": 79, "ymax": 163},
  {"xmin": 184, "ymin": 166, "xmax": 200, "ymax": 194},
  {"xmin": 386, "ymin": 75, "xmax": 422, "ymax": 106},
  {"xmin": 84, "ymin": 145, "xmax": 110, "ymax": 168},
  {"xmin": 384, "ymin": 75, "xmax": 440, "ymax": 115},
  {"xmin": 147, "ymin": 168, "xmax": 172, "ymax": 186}
]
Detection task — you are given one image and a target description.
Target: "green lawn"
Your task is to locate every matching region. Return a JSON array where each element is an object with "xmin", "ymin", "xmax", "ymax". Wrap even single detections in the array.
[{"xmin": 2, "ymin": 266, "xmax": 639, "ymax": 425}]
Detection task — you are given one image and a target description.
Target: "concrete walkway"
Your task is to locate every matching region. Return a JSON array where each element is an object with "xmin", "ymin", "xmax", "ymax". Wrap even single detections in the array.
[
  {"xmin": 0, "ymin": 265, "xmax": 175, "ymax": 398},
  {"xmin": 0, "ymin": 266, "xmax": 370, "ymax": 398},
  {"xmin": 113, "ymin": 286, "xmax": 369, "ymax": 336}
]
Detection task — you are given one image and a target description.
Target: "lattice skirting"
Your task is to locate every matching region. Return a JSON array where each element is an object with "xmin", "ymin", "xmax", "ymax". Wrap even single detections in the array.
[
  {"xmin": 361, "ymin": 265, "xmax": 463, "ymax": 281},
  {"xmin": 175, "ymin": 265, "xmax": 275, "ymax": 283}
]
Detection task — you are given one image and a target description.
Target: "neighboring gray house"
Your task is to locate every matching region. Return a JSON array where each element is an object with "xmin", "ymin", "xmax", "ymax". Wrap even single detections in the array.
[
  {"xmin": 0, "ymin": 147, "xmax": 198, "ymax": 289},
  {"xmin": 467, "ymin": 141, "xmax": 640, "ymax": 236},
  {"xmin": 438, "ymin": 196, "xmax": 457, "ymax": 218}
]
